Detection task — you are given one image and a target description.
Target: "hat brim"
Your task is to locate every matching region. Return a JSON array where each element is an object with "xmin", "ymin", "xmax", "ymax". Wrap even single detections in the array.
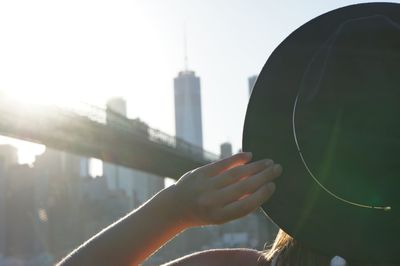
[{"xmin": 243, "ymin": 2, "xmax": 400, "ymax": 263}]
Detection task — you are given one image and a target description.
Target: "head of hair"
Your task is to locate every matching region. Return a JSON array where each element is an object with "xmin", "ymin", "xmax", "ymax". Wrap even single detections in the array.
[
  {"xmin": 262, "ymin": 230, "xmax": 399, "ymax": 266},
  {"xmin": 262, "ymin": 229, "xmax": 331, "ymax": 266}
]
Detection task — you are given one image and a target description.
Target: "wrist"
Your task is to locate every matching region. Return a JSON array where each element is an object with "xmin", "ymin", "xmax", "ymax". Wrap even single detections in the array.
[{"xmin": 156, "ymin": 184, "xmax": 193, "ymax": 232}]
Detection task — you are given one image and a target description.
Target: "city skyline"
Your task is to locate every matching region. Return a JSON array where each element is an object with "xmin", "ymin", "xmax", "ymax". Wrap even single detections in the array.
[
  {"xmin": 0, "ymin": 143, "xmax": 165, "ymax": 264},
  {"xmin": 0, "ymin": 0, "xmax": 386, "ymax": 163}
]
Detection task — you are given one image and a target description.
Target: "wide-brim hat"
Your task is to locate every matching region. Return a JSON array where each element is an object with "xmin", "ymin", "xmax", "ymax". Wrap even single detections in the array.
[{"xmin": 243, "ymin": 2, "xmax": 400, "ymax": 263}]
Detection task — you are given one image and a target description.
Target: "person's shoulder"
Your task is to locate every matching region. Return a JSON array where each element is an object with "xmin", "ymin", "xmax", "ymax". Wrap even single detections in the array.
[{"xmin": 161, "ymin": 248, "xmax": 270, "ymax": 266}]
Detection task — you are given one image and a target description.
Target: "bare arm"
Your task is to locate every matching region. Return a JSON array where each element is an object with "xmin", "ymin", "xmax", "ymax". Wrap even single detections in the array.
[
  {"xmin": 162, "ymin": 248, "xmax": 267, "ymax": 266},
  {"xmin": 56, "ymin": 152, "xmax": 282, "ymax": 266},
  {"xmin": 56, "ymin": 184, "xmax": 188, "ymax": 266}
]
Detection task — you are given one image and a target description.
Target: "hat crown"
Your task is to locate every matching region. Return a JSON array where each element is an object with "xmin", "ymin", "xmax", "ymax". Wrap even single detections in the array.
[
  {"xmin": 295, "ymin": 14, "xmax": 400, "ymax": 209},
  {"xmin": 336, "ymin": 15, "xmax": 400, "ymax": 50},
  {"xmin": 243, "ymin": 3, "xmax": 400, "ymax": 262},
  {"xmin": 301, "ymin": 14, "xmax": 400, "ymax": 104}
]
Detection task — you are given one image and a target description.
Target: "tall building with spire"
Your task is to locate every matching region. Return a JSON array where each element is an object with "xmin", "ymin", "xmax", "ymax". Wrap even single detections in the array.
[{"xmin": 173, "ymin": 33, "xmax": 203, "ymax": 148}]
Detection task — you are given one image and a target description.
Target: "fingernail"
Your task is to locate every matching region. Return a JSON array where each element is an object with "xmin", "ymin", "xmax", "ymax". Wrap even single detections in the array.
[
  {"xmin": 265, "ymin": 159, "xmax": 273, "ymax": 167},
  {"xmin": 267, "ymin": 182, "xmax": 276, "ymax": 192},
  {"xmin": 244, "ymin": 152, "xmax": 252, "ymax": 158},
  {"xmin": 273, "ymin": 164, "xmax": 282, "ymax": 174}
]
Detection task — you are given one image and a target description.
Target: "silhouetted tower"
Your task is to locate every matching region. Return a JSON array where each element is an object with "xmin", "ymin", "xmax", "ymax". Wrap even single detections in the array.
[
  {"xmin": 220, "ymin": 142, "xmax": 233, "ymax": 159},
  {"xmin": 106, "ymin": 97, "xmax": 127, "ymax": 127},
  {"xmin": 248, "ymin": 75, "xmax": 258, "ymax": 96},
  {"xmin": 174, "ymin": 33, "xmax": 203, "ymax": 148}
]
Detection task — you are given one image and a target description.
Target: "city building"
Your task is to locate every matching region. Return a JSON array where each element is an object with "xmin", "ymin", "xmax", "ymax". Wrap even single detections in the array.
[
  {"xmin": 0, "ymin": 145, "xmax": 18, "ymax": 256},
  {"xmin": 0, "ymin": 145, "xmax": 18, "ymax": 169},
  {"xmin": 248, "ymin": 75, "xmax": 258, "ymax": 96},
  {"xmin": 106, "ymin": 97, "xmax": 128, "ymax": 127},
  {"xmin": 220, "ymin": 142, "xmax": 233, "ymax": 159},
  {"xmin": 33, "ymin": 149, "xmax": 86, "ymax": 258},
  {"xmin": 3, "ymin": 164, "xmax": 38, "ymax": 258},
  {"xmin": 174, "ymin": 70, "xmax": 203, "ymax": 148},
  {"xmin": 79, "ymin": 176, "xmax": 130, "ymax": 240},
  {"xmin": 106, "ymin": 97, "xmax": 127, "ymax": 116}
]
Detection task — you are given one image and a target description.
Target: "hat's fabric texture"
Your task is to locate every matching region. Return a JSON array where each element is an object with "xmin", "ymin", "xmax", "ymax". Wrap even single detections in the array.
[{"xmin": 243, "ymin": 2, "xmax": 400, "ymax": 263}]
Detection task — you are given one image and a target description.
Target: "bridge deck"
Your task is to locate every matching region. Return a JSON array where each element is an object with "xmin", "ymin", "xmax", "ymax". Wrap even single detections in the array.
[{"xmin": 0, "ymin": 97, "xmax": 218, "ymax": 179}]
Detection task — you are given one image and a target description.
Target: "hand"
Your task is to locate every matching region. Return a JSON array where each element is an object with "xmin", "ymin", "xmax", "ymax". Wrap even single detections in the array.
[{"xmin": 171, "ymin": 152, "xmax": 282, "ymax": 227}]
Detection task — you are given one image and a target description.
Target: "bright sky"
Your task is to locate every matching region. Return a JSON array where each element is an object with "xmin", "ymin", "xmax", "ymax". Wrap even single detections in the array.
[{"xmin": 0, "ymin": 0, "xmax": 394, "ymax": 165}]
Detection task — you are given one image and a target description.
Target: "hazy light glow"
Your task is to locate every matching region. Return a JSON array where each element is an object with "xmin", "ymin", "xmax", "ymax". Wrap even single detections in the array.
[
  {"xmin": 0, "ymin": 136, "xmax": 45, "ymax": 165},
  {"xmin": 89, "ymin": 158, "xmax": 103, "ymax": 177}
]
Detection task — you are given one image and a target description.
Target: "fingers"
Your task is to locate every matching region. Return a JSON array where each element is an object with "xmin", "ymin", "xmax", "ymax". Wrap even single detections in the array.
[
  {"xmin": 218, "ymin": 163, "xmax": 282, "ymax": 205},
  {"xmin": 218, "ymin": 182, "xmax": 276, "ymax": 222},
  {"xmin": 212, "ymin": 158, "xmax": 274, "ymax": 188},
  {"xmin": 197, "ymin": 152, "xmax": 253, "ymax": 177},
  {"xmin": 178, "ymin": 152, "xmax": 282, "ymax": 227}
]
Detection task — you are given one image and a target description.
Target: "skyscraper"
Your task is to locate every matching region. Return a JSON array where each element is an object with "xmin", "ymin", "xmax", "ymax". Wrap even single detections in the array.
[
  {"xmin": 0, "ymin": 145, "xmax": 18, "ymax": 256},
  {"xmin": 106, "ymin": 97, "xmax": 127, "ymax": 116},
  {"xmin": 248, "ymin": 75, "xmax": 258, "ymax": 96},
  {"xmin": 220, "ymin": 142, "xmax": 233, "ymax": 159},
  {"xmin": 174, "ymin": 70, "xmax": 203, "ymax": 148},
  {"xmin": 34, "ymin": 148, "xmax": 84, "ymax": 255},
  {"xmin": 106, "ymin": 97, "xmax": 128, "ymax": 128}
]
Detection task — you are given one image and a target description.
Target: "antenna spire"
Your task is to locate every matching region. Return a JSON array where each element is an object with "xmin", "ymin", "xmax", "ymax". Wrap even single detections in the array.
[{"xmin": 184, "ymin": 24, "xmax": 188, "ymax": 71}]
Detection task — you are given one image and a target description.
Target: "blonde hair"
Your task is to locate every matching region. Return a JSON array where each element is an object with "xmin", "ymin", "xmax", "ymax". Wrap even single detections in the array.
[
  {"xmin": 262, "ymin": 230, "xmax": 397, "ymax": 266},
  {"xmin": 262, "ymin": 229, "xmax": 332, "ymax": 266}
]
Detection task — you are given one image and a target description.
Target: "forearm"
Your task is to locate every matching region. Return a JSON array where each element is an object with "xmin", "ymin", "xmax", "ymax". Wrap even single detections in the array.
[{"xmin": 57, "ymin": 185, "xmax": 187, "ymax": 266}]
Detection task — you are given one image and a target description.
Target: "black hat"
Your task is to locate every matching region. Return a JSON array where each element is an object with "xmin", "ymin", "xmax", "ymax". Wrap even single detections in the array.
[{"xmin": 243, "ymin": 2, "xmax": 400, "ymax": 263}]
